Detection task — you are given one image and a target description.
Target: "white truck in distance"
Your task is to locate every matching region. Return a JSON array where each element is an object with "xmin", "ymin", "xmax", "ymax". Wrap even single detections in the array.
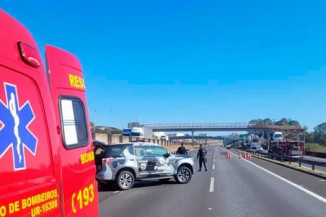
[{"xmin": 272, "ymin": 132, "xmax": 283, "ymax": 141}]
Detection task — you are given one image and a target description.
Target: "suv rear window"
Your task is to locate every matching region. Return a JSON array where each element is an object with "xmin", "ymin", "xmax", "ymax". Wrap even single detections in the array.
[{"xmin": 105, "ymin": 145, "xmax": 126, "ymax": 158}]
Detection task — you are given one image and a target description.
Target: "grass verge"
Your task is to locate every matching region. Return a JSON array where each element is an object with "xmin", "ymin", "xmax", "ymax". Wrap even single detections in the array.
[{"xmin": 307, "ymin": 143, "xmax": 326, "ymax": 153}]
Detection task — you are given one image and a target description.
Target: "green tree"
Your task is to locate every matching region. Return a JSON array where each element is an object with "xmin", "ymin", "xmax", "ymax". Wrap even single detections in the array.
[
  {"xmin": 288, "ymin": 120, "xmax": 300, "ymax": 126},
  {"xmin": 306, "ymin": 122, "xmax": 326, "ymax": 146},
  {"xmin": 314, "ymin": 122, "xmax": 326, "ymax": 134},
  {"xmin": 249, "ymin": 119, "xmax": 262, "ymax": 124},
  {"xmin": 110, "ymin": 127, "xmax": 122, "ymax": 134},
  {"xmin": 250, "ymin": 118, "xmax": 300, "ymax": 127},
  {"xmin": 263, "ymin": 118, "xmax": 273, "ymax": 125},
  {"xmin": 275, "ymin": 118, "xmax": 289, "ymax": 126}
]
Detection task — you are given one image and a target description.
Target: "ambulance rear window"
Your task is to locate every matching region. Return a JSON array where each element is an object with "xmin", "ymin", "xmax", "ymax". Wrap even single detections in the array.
[{"xmin": 60, "ymin": 97, "xmax": 89, "ymax": 148}]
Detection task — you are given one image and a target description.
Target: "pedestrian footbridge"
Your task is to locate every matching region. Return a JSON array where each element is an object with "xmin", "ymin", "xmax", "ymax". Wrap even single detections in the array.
[{"xmin": 143, "ymin": 123, "xmax": 306, "ymax": 133}]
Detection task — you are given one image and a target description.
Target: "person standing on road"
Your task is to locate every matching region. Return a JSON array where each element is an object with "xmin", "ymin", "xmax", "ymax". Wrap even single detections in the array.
[
  {"xmin": 176, "ymin": 143, "xmax": 188, "ymax": 155},
  {"xmin": 197, "ymin": 144, "xmax": 207, "ymax": 172}
]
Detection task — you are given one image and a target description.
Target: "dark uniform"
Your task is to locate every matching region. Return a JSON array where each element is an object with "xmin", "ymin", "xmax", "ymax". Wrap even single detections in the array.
[
  {"xmin": 176, "ymin": 146, "xmax": 188, "ymax": 155},
  {"xmin": 197, "ymin": 145, "xmax": 207, "ymax": 171}
]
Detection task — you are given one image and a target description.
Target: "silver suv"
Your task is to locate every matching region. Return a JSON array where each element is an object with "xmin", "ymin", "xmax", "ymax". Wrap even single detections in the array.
[{"xmin": 95, "ymin": 142, "xmax": 194, "ymax": 190}]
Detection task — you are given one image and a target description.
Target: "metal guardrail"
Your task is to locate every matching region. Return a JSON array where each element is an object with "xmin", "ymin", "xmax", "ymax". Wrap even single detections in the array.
[{"xmin": 243, "ymin": 150, "xmax": 326, "ymax": 170}]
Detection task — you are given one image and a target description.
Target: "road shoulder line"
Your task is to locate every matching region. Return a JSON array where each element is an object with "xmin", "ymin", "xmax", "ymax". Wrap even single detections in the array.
[{"xmin": 229, "ymin": 152, "xmax": 326, "ymax": 204}]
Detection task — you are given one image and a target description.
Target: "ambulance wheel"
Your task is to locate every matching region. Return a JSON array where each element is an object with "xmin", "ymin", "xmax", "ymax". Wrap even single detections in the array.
[
  {"xmin": 175, "ymin": 166, "xmax": 192, "ymax": 184},
  {"xmin": 116, "ymin": 170, "xmax": 135, "ymax": 190}
]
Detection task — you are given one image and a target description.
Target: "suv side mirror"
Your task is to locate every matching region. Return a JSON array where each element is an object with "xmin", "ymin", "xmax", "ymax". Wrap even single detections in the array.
[{"xmin": 163, "ymin": 152, "xmax": 170, "ymax": 158}]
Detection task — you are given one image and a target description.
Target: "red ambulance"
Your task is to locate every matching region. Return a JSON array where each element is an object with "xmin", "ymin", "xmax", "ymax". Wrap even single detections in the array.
[{"xmin": 0, "ymin": 10, "xmax": 99, "ymax": 216}]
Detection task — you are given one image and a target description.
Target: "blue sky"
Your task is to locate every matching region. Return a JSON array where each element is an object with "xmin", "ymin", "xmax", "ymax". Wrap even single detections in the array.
[{"xmin": 1, "ymin": 0, "xmax": 326, "ymax": 131}]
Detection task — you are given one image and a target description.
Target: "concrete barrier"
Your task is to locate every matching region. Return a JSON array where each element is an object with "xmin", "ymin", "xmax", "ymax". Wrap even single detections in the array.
[
  {"xmin": 94, "ymin": 133, "xmax": 108, "ymax": 143},
  {"xmin": 110, "ymin": 134, "xmax": 120, "ymax": 144}
]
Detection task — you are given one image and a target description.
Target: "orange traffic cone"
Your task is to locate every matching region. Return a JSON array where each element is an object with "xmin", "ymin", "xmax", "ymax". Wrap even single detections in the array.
[
  {"xmin": 245, "ymin": 153, "xmax": 248, "ymax": 159},
  {"xmin": 238, "ymin": 154, "xmax": 242, "ymax": 159},
  {"xmin": 248, "ymin": 154, "xmax": 252, "ymax": 160}
]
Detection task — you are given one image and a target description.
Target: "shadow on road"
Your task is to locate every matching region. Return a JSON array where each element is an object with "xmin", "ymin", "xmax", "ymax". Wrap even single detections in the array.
[
  {"xmin": 98, "ymin": 182, "xmax": 118, "ymax": 192},
  {"xmin": 98, "ymin": 179, "xmax": 179, "ymax": 192},
  {"xmin": 133, "ymin": 180, "xmax": 179, "ymax": 189}
]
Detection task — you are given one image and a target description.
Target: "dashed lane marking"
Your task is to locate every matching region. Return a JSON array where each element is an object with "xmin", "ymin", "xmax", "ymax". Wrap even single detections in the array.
[
  {"xmin": 113, "ymin": 191, "xmax": 119, "ymax": 194},
  {"xmin": 212, "ymin": 164, "xmax": 215, "ymax": 170},
  {"xmin": 209, "ymin": 177, "xmax": 214, "ymax": 193}
]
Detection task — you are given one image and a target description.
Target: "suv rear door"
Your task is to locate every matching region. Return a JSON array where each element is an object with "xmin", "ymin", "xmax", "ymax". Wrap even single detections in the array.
[
  {"xmin": 101, "ymin": 145, "xmax": 136, "ymax": 175},
  {"xmin": 93, "ymin": 141, "xmax": 107, "ymax": 171},
  {"xmin": 134, "ymin": 145, "xmax": 151, "ymax": 177},
  {"xmin": 142, "ymin": 146, "xmax": 172, "ymax": 176}
]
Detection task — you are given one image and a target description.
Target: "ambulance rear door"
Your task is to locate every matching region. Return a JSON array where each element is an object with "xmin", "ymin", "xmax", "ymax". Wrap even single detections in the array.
[{"xmin": 45, "ymin": 45, "xmax": 98, "ymax": 217}]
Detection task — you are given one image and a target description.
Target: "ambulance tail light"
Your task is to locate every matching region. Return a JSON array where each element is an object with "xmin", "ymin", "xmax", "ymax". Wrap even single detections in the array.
[
  {"xmin": 102, "ymin": 158, "xmax": 114, "ymax": 164},
  {"xmin": 17, "ymin": 42, "xmax": 41, "ymax": 68}
]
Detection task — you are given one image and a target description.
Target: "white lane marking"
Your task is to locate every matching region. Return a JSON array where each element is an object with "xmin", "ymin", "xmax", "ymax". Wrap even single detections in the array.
[
  {"xmin": 229, "ymin": 152, "xmax": 326, "ymax": 204},
  {"xmin": 212, "ymin": 164, "xmax": 215, "ymax": 170},
  {"xmin": 209, "ymin": 177, "xmax": 214, "ymax": 192},
  {"xmin": 208, "ymin": 208, "xmax": 213, "ymax": 211},
  {"xmin": 113, "ymin": 191, "xmax": 119, "ymax": 194},
  {"xmin": 213, "ymin": 159, "xmax": 216, "ymax": 162},
  {"xmin": 320, "ymin": 179, "xmax": 326, "ymax": 182}
]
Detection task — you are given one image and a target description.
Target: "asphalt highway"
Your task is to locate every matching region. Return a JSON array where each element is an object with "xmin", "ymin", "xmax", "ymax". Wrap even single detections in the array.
[{"xmin": 99, "ymin": 146, "xmax": 326, "ymax": 217}]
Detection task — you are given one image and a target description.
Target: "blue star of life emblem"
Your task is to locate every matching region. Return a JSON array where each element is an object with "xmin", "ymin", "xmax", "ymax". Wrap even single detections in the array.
[{"xmin": 0, "ymin": 83, "xmax": 37, "ymax": 170}]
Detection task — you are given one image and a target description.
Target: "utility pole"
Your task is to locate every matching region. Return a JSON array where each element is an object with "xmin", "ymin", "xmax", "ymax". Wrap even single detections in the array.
[{"xmin": 191, "ymin": 130, "xmax": 194, "ymax": 147}]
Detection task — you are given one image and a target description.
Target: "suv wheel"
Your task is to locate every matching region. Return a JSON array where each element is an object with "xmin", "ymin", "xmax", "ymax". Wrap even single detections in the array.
[
  {"xmin": 116, "ymin": 170, "xmax": 135, "ymax": 190},
  {"xmin": 175, "ymin": 166, "xmax": 192, "ymax": 184}
]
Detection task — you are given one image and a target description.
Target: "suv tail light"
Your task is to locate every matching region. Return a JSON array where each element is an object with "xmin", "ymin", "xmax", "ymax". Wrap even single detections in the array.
[{"xmin": 102, "ymin": 158, "xmax": 114, "ymax": 164}]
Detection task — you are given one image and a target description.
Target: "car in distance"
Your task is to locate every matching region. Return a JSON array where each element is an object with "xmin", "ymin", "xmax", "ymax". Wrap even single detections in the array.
[
  {"xmin": 251, "ymin": 145, "xmax": 264, "ymax": 153},
  {"xmin": 95, "ymin": 142, "xmax": 194, "ymax": 190},
  {"xmin": 272, "ymin": 132, "xmax": 283, "ymax": 141}
]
